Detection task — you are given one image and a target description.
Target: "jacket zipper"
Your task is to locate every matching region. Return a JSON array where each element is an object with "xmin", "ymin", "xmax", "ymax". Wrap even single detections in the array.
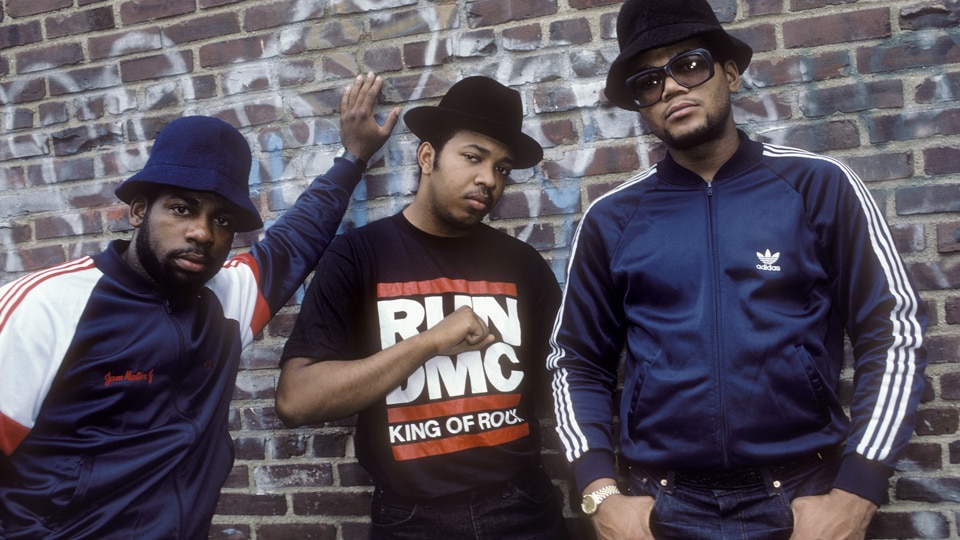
[{"xmin": 705, "ymin": 180, "xmax": 729, "ymax": 468}]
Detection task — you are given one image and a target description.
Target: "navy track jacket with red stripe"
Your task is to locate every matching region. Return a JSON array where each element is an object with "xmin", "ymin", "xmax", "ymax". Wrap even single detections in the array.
[
  {"xmin": 548, "ymin": 133, "xmax": 927, "ymax": 506},
  {"xmin": 0, "ymin": 159, "xmax": 363, "ymax": 539}
]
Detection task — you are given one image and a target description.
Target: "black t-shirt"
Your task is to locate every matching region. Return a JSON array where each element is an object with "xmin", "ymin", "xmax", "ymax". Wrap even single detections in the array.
[{"xmin": 282, "ymin": 212, "xmax": 561, "ymax": 499}]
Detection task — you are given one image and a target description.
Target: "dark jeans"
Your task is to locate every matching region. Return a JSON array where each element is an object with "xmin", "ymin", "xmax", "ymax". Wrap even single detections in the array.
[
  {"xmin": 370, "ymin": 467, "xmax": 570, "ymax": 540},
  {"xmin": 629, "ymin": 451, "xmax": 841, "ymax": 540}
]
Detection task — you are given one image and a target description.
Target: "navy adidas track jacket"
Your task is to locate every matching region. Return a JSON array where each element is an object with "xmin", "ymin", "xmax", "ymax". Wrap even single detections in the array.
[
  {"xmin": 0, "ymin": 159, "xmax": 363, "ymax": 539},
  {"xmin": 548, "ymin": 134, "xmax": 926, "ymax": 505}
]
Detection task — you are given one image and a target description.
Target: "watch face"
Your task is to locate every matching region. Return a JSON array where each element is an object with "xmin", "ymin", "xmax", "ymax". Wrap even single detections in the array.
[{"xmin": 581, "ymin": 495, "xmax": 597, "ymax": 514}]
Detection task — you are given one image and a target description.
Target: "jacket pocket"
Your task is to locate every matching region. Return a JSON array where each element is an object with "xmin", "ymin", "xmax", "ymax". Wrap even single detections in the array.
[{"xmin": 44, "ymin": 454, "xmax": 94, "ymax": 530}]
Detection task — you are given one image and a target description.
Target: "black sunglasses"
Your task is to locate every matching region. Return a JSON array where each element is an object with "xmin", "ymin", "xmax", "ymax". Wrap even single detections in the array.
[{"xmin": 624, "ymin": 48, "xmax": 717, "ymax": 108}]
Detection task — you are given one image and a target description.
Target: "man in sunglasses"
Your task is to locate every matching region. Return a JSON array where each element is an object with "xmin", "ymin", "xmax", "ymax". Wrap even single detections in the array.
[{"xmin": 547, "ymin": 0, "xmax": 927, "ymax": 538}]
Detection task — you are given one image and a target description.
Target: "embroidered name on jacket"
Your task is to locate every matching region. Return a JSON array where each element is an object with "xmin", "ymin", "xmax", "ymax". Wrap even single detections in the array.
[{"xmin": 377, "ymin": 278, "xmax": 528, "ymax": 461}]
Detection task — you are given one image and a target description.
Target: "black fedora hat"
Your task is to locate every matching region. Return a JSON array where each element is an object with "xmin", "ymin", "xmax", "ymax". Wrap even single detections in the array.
[
  {"xmin": 404, "ymin": 76, "xmax": 543, "ymax": 169},
  {"xmin": 605, "ymin": 0, "xmax": 753, "ymax": 111},
  {"xmin": 116, "ymin": 116, "xmax": 263, "ymax": 232}
]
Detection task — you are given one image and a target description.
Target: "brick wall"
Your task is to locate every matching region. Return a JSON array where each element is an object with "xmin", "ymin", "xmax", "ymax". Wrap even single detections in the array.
[{"xmin": 1, "ymin": 0, "xmax": 958, "ymax": 538}]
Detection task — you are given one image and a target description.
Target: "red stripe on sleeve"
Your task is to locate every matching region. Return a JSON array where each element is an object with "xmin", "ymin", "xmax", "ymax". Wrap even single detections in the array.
[{"xmin": 0, "ymin": 413, "xmax": 30, "ymax": 456}]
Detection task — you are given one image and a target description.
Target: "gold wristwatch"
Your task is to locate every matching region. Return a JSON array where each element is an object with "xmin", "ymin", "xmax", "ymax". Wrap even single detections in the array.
[{"xmin": 581, "ymin": 484, "xmax": 621, "ymax": 515}]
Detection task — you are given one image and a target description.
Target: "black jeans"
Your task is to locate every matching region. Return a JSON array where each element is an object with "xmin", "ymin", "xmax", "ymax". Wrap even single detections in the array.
[{"xmin": 370, "ymin": 467, "xmax": 570, "ymax": 540}]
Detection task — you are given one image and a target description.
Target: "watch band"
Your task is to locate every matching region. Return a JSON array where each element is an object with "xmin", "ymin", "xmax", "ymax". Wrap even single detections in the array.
[
  {"xmin": 581, "ymin": 484, "xmax": 621, "ymax": 515},
  {"xmin": 336, "ymin": 147, "xmax": 367, "ymax": 172}
]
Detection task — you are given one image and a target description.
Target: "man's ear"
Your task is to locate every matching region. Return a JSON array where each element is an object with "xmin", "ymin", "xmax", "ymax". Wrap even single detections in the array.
[
  {"xmin": 724, "ymin": 60, "xmax": 742, "ymax": 93},
  {"xmin": 417, "ymin": 141, "xmax": 436, "ymax": 174},
  {"xmin": 128, "ymin": 195, "xmax": 149, "ymax": 228}
]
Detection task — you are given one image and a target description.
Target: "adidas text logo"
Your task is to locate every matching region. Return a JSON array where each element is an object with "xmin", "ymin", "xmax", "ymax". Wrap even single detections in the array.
[{"xmin": 756, "ymin": 249, "xmax": 781, "ymax": 272}]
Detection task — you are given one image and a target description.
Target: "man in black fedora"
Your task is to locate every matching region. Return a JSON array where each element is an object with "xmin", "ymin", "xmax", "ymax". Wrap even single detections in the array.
[
  {"xmin": 547, "ymin": 0, "xmax": 927, "ymax": 538},
  {"xmin": 276, "ymin": 76, "xmax": 570, "ymax": 539},
  {"xmin": 0, "ymin": 73, "xmax": 398, "ymax": 539}
]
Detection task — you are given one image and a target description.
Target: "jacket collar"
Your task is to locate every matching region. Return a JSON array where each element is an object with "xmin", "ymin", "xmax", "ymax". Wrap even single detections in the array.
[{"xmin": 657, "ymin": 130, "xmax": 763, "ymax": 186}]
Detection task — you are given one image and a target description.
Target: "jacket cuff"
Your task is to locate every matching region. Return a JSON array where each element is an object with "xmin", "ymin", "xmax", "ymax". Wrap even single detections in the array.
[
  {"xmin": 833, "ymin": 452, "xmax": 892, "ymax": 506},
  {"xmin": 572, "ymin": 449, "xmax": 618, "ymax": 494}
]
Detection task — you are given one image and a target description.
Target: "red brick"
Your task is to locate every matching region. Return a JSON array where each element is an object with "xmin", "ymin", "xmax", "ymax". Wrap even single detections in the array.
[
  {"xmin": 0, "ymin": 133, "xmax": 48, "ymax": 161},
  {"xmin": 503, "ymin": 23, "xmax": 542, "ymax": 51},
  {"xmin": 49, "ymin": 65, "xmax": 121, "ymax": 96},
  {"xmin": 798, "ymin": 80, "xmax": 903, "ymax": 118},
  {"xmin": 6, "ymin": 0, "xmax": 71, "ymax": 18},
  {"xmin": 363, "ymin": 46, "xmax": 403, "ymax": 73},
  {"xmin": 88, "ymin": 28, "xmax": 162, "ymax": 60},
  {"xmin": 45, "ymin": 6, "xmax": 114, "ymax": 38},
  {"xmin": 548, "ymin": 17, "xmax": 592, "ymax": 46},
  {"xmin": 759, "ymin": 119, "xmax": 860, "ymax": 153},
  {"xmin": 221, "ymin": 465, "xmax": 249, "ymax": 489},
  {"xmin": 209, "ymin": 523, "xmax": 251, "ymax": 539},
  {"xmin": 744, "ymin": 0, "xmax": 783, "ymax": 17},
  {"xmin": 843, "ymin": 152, "xmax": 912, "ymax": 182},
  {"xmin": 0, "ymin": 167, "xmax": 26, "ymax": 191},
  {"xmin": 467, "ymin": 0, "xmax": 558, "ymax": 26},
  {"xmin": 234, "ymin": 436, "xmax": 266, "ymax": 460},
  {"xmin": 243, "ymin": 0, "xmax": 324, "ymax": 31},
  {"xmin": 544, "ymin": 144, "xmax": 640, "ymax": 180},
  {"xmin": 213, "ymin": 101, "xmax": 280, "ymax": 128},
  {"xmin": 120, "ymin": 51, "xmax": 192, "ymax": 83},
  {"xmin": 199, "ymin": 35, "xmax": 275, "ymax": 67},
  {"xmin": 16, "ymin": 43, "xmax": 83, "ymax": 74},
  {"xmin": 0, "ymin": 78, "xmax": 46, "ymax": 104},
  {"xmin": 789, "ymin": 0, "xmax": 858, "ymax": 12},
  {"xmin": 783, "ymin": 7, "xmax": 890, "ymax": 48},
  {"xmin": 119, "ymin": 0, "xmax": 195, "ymax": 25},
  {"xmin": 6, "ymin": 108, "xmax": 33, "ymax": 130},
  {"xmin": 26, "ymin": 156, "xmax": 95, "ymax": 186},
  {"xmin": 924, "ymin": 146, "xmax": 960, "ymax": 176},
  {"xmin": 856, "ymin": 35, "xmax": 960, "ymax": 74},
  {"xmin": 914, "ymin": 408, "xmax": 959, "ymax": 435},
  {"xmin": 278, "ymin": 59, "xmax": 316, "ymax": 87},
  {"xmin": 256, "ymin": 523, "xmax": 336, "ymax": 540},
  {"xmin": 253, "ymin": 464, "xmax": 333, "ymax": 489},
  {"xmin": 938, "ymin": 222, "xmax": 960, "ymax": 254},
  {"xmin": 291, "ymin": 491, "xmax": 371, "ymax": 516},
  {"xmin": 916, "ymin": 72, "xmax": 960, "ymax": 105},
  {"xmin": 0, "ymin": 245, "xmax": 66, "ymax": 273},
  {"xmin": 369, "ymin": 5, "xmax": 457, "ymax": 41},
  {"xmin": 868, "ymin": 109, "xmax": 960, "ymax": 144},
  {"xmin": 746, "ymin": 51, "xmax": 849, "ymax": 88},
  {"xmin": 34, "ymin": 211, "xmax": 102, "ymax": 240},
  {"xmin": 732, "ymin": 93, "xmax": 791, "ymax": 123},
  {"xmin": 163, "ymin": 12, "xmax": 239, "ymax": 44},
  {"xmin": 900, "ymin": 1, "xmax": 960, "ymax": 30},
  {"xmin": 0, "ymin": 21, "xmax": 43, "ymax": 49},
  {"xmin": 280, "ymin": 19, "xmax": 363, "ymax": 55},
  {"xmin": 946, "ymin": 296, "xmax": 960, "ymax": 324},
  {"xmin": 49, "ymin": 123, "xmax": 122, "ymax": 156},
  {"xmin": 491, "ymin": 186, "xmax": 573, "ymax": 220},
  {"xmin": 867, "ymin": 511, "xmax": 949, "ymax": 539},
  {"xmin": 569, "ymin": 0, "xmax": 619, "ymax": 7},
  {"xmin": 404, "ymin": 39, "xmax": 452, "ymax": 68},
  {"xmin": 215, "ymin": 493, "xmax": 287, "ymax": 516}
]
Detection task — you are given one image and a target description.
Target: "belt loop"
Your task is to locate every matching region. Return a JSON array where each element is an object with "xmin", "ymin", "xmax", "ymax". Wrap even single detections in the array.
[
  {"xmin": 761, "ymin": 467, "xmax": 781, "ymax": 496},
  {"xmin": 661, "ymin": 470, "xmax": 676, "ymax": 494}
]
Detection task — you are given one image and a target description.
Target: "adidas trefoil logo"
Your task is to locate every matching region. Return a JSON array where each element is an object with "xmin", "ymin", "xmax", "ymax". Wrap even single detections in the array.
[{"xmin": 756, "ymin": 249, "xmax": 781, "ymax": 272}]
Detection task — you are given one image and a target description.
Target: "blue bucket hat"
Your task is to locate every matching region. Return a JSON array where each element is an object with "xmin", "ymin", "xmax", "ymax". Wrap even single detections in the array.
[{"xmin": 115, "ymin": 116, "xmax": 263, "ymax": 232}]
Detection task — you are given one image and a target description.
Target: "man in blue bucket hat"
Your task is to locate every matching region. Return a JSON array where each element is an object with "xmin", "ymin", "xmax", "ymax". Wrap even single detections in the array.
[
  {"xmin": 548, "ymin": 0, "xmax": 927, "ymax": 538},
  {"xmin": 0, "ymin": 73, "xmax": 398, "ymax": 539}
]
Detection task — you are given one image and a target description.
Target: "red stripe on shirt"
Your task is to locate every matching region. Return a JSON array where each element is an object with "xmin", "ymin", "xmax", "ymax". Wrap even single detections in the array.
[
  {"xmin": 377, "ymin": 279, "xmax": 517, "ymax": 298},
  {"xmin": 0, "ymin": 257, "xmax": 96, "ymax": 331},
  {"xmin": 227, "ymin": 253, "xmax": 271, "ymax": 334}
]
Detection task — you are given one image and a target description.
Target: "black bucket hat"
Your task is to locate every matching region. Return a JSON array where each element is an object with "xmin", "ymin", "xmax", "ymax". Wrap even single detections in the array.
[
  {"xmin": 115, "ymin": 116, "xmax": 263, "ymax": 232},
  {"xmin": 404, "ymin": 76, "xmax": 544, "ymax": 169},
  {"xmin": 605, "ymin": 0, "xmax": 753, "ymax": 111}
]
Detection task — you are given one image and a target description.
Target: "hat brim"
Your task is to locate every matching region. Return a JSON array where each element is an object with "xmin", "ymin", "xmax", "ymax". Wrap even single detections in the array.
[
  {"xmin": 404, "ymin": 107, "xmax": 544, "ymax": 169},
  {"xmin": 117, "ymin": 165, "xmax": 264, "ymax": 232},
  {"xmin": 605, "ymin": 27, "xmax": 753, "ymax": 111}
]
